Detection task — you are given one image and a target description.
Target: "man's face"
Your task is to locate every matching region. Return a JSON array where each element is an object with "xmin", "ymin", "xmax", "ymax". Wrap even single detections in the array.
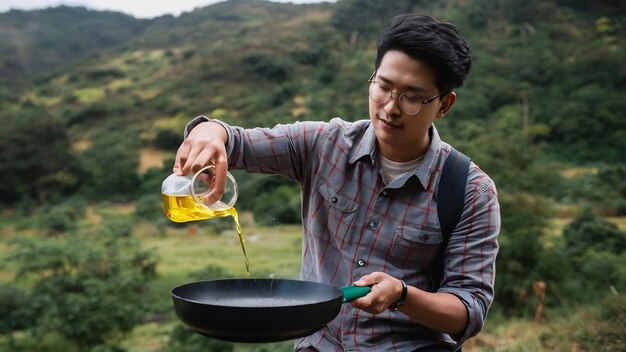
[{"xmin": 369, "ymin": 50, "xmax": 454, "ymax": 162}]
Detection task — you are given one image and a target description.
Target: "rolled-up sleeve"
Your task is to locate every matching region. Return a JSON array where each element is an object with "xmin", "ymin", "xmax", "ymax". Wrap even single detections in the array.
[
  {"xmin": 438, "ymin": 167, "xmax": 500, "ymax": 351},
  {"xmin": 183, "ymin": 115, "xmax": 235, "ymax": 152},
  {"xmin": 184, "ymin": 115, "xmax": 329, "ymax": 182}
]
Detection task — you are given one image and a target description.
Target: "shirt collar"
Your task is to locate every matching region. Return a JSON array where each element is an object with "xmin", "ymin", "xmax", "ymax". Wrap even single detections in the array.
[
  {"xmin": 420, "ymin": 125, "xmax": 443, "ymax": 190},
  {"xmin": 349, "ymin": 122, "xmax": 377, "ymax": 165},
  {"xmin": 349, "ymin": 122, "xmax": 444, "ymax": 190}
]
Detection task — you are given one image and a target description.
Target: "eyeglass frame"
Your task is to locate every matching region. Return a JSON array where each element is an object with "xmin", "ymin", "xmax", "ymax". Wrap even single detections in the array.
[{"xmin": 367, "ymin": 72, "xmax": 449, "ymax": 116}]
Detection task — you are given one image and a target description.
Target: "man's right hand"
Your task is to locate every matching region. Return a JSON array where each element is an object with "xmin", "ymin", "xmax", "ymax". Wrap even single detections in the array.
[{"xmin": 173, "ymin": 121, "xmax": 229, "ymax": 205}]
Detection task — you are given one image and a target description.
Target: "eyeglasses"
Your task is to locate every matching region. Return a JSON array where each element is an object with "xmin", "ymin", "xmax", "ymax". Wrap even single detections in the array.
[{"xmin": 368, "ymin": 72, "xmax": 448, "ymax": 116}]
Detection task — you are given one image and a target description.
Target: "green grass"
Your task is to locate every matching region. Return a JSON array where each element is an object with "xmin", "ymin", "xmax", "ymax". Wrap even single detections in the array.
[
  {"xmin": 465, "ymin": 295, "xmax": 626, "ymax": 352},
  {"xmin": 139, "ymin": 222, "xmax": 302, "ymax": 280},
  {"xmin": 122, "ymin": 220, "xmax": 303, "ymax": 351},
  {"xmin": 2, "ymin": 209, "xmax": 625, "ymax": 351},
  {"xmin": 0, "ymin": 208, "xmax": 304, "ymax": 351},
  {"xmin": 73, "ymin": 87, "xmax": 106, "ymax": 103}
]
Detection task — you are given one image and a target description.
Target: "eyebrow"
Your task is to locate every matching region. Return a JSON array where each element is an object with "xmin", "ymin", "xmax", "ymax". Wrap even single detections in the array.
[{"xmin": 376, "ymin": 74, "xmax": 430, "ymax": 94}]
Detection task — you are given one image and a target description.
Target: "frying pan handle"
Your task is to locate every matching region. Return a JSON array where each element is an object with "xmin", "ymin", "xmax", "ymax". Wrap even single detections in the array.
[{"xmin": 340, "ymin": 285, "xmax": 371, "ymax": 303}]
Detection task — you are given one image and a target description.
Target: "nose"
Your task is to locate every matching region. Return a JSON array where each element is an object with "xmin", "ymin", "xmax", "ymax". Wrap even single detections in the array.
[{"xmin": 384, "ymin": 92, "xmax": 403, "ymax": 117}]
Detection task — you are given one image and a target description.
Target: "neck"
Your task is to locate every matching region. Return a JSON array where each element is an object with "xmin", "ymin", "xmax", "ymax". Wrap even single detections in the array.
[{"xmin": 378, "ymin": 131, "xmax": 430, "ymax": 162}]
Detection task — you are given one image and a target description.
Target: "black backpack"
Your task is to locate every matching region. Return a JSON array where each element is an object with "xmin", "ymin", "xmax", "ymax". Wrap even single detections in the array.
[{"xmin": 432, "ymin": 147, "xmax": 471, "ymax": 290}]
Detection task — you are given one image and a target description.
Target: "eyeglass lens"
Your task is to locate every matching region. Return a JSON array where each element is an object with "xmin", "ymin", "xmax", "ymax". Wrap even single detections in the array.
[{"xmin": 369, "ymin": 82, "xmax": 422, "ymax": 115}]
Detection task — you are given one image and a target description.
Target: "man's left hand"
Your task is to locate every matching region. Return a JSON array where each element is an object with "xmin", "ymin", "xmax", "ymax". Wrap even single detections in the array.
[{"xmin": 350, "ymin": 272, "xmax": 404, "ymax": 314}]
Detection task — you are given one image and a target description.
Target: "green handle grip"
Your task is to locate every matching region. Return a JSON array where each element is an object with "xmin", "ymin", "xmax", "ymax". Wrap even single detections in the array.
[{"xmin": 340, "ymin": 285, "xmax": 371, "ymax": 303}]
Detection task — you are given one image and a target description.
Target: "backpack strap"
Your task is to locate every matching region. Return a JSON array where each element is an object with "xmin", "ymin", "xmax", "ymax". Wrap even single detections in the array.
[{"xmin": 432, "ymin": 147, "xmax": 471, "ymax": 290}]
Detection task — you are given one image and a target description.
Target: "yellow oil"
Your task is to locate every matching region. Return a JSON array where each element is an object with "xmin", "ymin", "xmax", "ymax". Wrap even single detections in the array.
[{"xmin": 161, "ymin": 193, "xmax": 250, "ymax": 275}]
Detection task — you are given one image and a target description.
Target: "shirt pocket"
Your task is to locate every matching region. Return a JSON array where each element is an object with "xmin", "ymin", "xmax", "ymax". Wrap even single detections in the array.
[
  {"xmin": 317, "ymin": 179, "xmax": 359, "ymax": 245},
  {"xmin": 388, "ymin": 222, "xmax": 443, "ymax": 272}
]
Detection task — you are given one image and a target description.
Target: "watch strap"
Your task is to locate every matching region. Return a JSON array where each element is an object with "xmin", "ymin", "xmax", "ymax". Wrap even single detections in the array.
[{"xmin": 388, "ymin": 279, "xmax": 407, "ymax": 311}]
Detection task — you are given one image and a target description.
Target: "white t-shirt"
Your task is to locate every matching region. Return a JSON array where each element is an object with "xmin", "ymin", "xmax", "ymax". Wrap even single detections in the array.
[{"xmin": 379, "ymin": 154, "xmax": 425, "ymax": 185}]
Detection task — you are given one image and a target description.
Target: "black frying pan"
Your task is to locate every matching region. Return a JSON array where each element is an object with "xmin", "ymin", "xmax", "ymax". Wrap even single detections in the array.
[{"xmin": 171, "ymin": 278, "xmax": 371, "ymax": 343}]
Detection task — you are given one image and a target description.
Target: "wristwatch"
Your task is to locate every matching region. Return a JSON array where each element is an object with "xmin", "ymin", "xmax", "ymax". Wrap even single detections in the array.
[{"xmin": 388, "ymin": 279, "xmax": 407, "ymax": 311}]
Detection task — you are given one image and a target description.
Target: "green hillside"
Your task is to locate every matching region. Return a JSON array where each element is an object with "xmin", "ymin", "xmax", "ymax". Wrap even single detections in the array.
[
  {"xmin": 0, "ymin": 6, "xmax": 149, "ymax": 87},
  {"xmin": 1, "ymin": 0, "xmax": 624, "ymax": 207},
  {"xmin": 3, "ymin": 1, "xmax": 625, "ymax": 150},
  {"xmin": 0, "ymin": 0, "xmax": 625, "ymax": 351}
]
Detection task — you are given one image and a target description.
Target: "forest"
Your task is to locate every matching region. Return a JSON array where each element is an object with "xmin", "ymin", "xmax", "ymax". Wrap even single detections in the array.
[{"xmin": 0, "ymin": 0, "xmax": 624, "ymax": 351}]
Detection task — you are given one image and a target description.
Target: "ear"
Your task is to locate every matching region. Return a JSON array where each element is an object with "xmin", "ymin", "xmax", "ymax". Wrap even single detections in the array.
[{"xmin": 436, "ymin": 92, "xmax": 456, "ymax": 119}]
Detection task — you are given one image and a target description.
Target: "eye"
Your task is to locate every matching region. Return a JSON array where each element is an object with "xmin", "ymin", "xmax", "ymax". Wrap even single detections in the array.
[
  {"xmin": 375, "ymin": 82, "xmax": 392, "ymax": 92},
  {"xmin": 402, "ymin": 94, "xmax": 420, "ymax": 103}
]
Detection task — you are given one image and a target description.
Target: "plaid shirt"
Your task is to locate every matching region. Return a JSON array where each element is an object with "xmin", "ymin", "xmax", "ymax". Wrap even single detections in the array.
[{"xmin": 186, "ymin": 116, "xmax": 500, "ymax": 351}]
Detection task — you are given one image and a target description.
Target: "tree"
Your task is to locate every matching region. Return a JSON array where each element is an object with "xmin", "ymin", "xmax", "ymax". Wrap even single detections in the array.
[
  {"xmin": 251, "ymin": 184, "xmax": 301, "ymax": 225},
  {"xmin": 0, "ymin": 109, "xmax": 83, "ymax": 204},
  {"xmin": 330, "ymin": 0, "xmax": 421, "ymax": 45},
  {"xmin": 79, "ymin": 128, "xmax": 141, "ymax": 201},
  {"xmin": 560, "ymin": 209, "xmax": 626, "ymax": 298},
  {"xmin": 494, "ymin": 192, "xmax": 552, "ymax": 315},
  {"xmin": 564, "ymin": 209, "xmax": 626, "ymax": 258}
]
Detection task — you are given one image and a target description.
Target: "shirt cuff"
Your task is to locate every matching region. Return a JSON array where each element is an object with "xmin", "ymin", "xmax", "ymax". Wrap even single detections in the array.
[
  {"xmin": 183, "ymin": 115, "xmax": 233, "ymax": 158},
  {"xmin": 437, "ymin": 288, "xmax": 486, "ymax": 351},
  {"xmin": 183, "ymin": 115, "xmax": 210, "ymax": 138}
]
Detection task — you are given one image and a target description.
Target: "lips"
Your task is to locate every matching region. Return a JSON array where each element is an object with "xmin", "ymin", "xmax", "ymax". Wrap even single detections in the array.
[{"xmin": 377, "ymin": 114, "xmax": 401, "ymax": 129}]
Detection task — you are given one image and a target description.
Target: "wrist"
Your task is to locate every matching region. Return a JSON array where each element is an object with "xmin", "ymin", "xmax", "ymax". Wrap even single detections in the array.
[
  {"xmin": 388, "ymin": 279, "xmax": 407, "ymax": 311},
  {"xmin": 184, "ymin": 115, "xmax": 211, "ymax": 138},
  {"xmin": 185, "ymin": 116, "xmax": 229, "ymax": 145}
]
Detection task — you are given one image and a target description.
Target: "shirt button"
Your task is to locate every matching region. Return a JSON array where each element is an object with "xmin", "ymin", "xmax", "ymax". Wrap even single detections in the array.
[
  {"xmin": 357, "ymin": 259, "xmax": 366, "ymax": 267},
  {"xmin": 369, "ymin": 221, "xmax": 377, "ymax": 228},
  {"xmin": 382, "ymin": 190, "xmax": 388, "ymax": 196},
  {"xmin": 331, "ymin": 197, "xmax": 338, "ymax": 203}
]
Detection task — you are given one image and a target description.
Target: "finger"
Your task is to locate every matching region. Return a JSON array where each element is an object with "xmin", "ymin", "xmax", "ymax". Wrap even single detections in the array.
[
  {"xmin": 206, "ymin": 152, "xmax": 228, "ymax": 206},
  {"xmin": 195, "ymin": 172, "xmax": 214, "ymax": 191},
  {"xmin": 349, "ymin": 297, "xmax": 371, "ymax": 309},
  {"xmin": 181, "ymin": 142, "xmax": 206, "ymax": 175},
  {"xmin": 176, "ymin": 138, "xmax": 207, "ymax": 176},
  {"xmin": 189, "ymin": 147, "xmax": 215, "ymax": 174},
  {"xmin": 173, "ymin": 142, "xmax": 191, "ymax": 175},
  {"xmin": 350, "ymin": 292, "xmax": 387, "ymax": 314},
  {"xmin": 354, "ymin": 272, "xmax": 385, "ymax": 286}
]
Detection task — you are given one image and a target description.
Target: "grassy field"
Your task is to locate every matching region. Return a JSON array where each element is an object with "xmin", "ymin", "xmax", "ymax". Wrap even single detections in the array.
[
  {"xmin": 124, "ymin": 219, "xmax": 304, "ymax": 351},
  {"xmin": 1, "ymin": 209, "xmax": 624, "ymax": 351},
  {"xmin": 125, "ymin": 215, "xmax": 626, "ymax": 352}
]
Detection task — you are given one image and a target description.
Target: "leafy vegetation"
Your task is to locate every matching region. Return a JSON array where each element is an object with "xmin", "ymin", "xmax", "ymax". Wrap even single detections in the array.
[
  {"xmin": 0, "ymin": 0, "xmax": 624, "ymax": 350},
  {"xmin": 1, "ymin": 215, "xmax": 158, "ymax": 351}
]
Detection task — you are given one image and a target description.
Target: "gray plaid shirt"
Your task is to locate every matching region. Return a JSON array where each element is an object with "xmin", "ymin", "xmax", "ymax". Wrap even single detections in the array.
[{"xmin": 186, "ymin": 116, "xmax": 500, "ymax": 352}]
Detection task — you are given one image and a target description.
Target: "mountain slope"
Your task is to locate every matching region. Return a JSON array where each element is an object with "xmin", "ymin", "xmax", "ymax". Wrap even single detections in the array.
[
  {"xmin": 0, "ymin": 6, "xmax": 148, "ymax": 86},
  {"xmin": 0, "ymin": 0, "xmax": 624, "ymax": 205}
]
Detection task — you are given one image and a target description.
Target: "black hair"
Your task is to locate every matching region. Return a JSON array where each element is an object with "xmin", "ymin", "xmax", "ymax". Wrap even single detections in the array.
[{"xmin": 375, "ymin": 14, "xmax": 472, "ymax": 93}]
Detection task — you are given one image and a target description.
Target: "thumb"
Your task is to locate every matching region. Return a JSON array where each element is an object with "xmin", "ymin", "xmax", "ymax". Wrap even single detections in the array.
[{"xmin": 354, "ymin": 273, "xmax": 376, "ymax": 287}]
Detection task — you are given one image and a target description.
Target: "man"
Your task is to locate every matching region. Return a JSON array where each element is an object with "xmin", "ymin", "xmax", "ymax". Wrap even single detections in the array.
[{"xmin": 174, "ymin": 14, "xmax": 500, "ymax": 352}]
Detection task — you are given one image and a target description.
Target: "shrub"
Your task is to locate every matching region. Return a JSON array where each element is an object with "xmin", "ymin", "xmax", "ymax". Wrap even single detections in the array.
[
  {"xmin": 43, "ymin": 204, "xmax": 77, "ymax": 235},
  {"xmin": 135, "ymin": 194, "xmax": 163, "ymax": 220},
  {"xmin": 0, "ymin": 284, "xmax": 33, "ymax": 334},
  {"xmin": 564, "ymin": 209, "xmax": 626, "ymax": 258},
  {"xmin": 4, "ymin": 222, "xmax": 158, "ymax": 349}
]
